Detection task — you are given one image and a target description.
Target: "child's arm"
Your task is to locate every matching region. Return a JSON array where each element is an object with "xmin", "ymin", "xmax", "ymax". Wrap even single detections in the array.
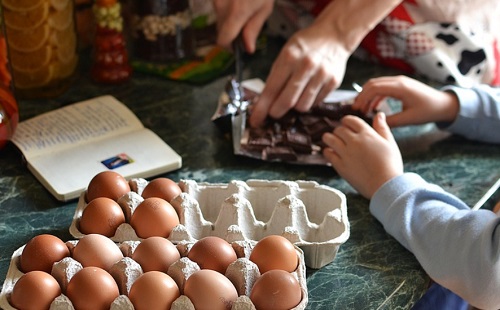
[
  {"xmin": 438, "ymin": 85, "xmax": 500, "ymax": 143},
  {"xmin": 353, "ymin": 75, "xmax": 500, "ymax": 143},
  {"xmin": 322, "ymin": 99, "xmax": 500, "ymax": 309},
  {"xmin": 370, "ymin": 173, "xmax": 500, "ymax": 309}
]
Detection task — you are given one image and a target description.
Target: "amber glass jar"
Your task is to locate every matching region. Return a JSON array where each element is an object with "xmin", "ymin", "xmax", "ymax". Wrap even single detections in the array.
[
  {"xmin": 0, "ymin": 5, "xmax": 18, "ymax": 150},
  {"xmin": 129, "ymin": 0, "xmax": 195, "ymax": 63},
  {"xmin": 1, "ymin": 0, "xmax": 78, "ymax": 99}
]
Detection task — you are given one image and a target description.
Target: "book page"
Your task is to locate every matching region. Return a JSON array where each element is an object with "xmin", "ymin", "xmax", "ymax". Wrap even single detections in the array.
[
  {"xmin": 11, "ymin": 95, "xmax": 143, "ymax": 159},
  {"xmin": 27, "ymin": 128, "xmax": 182, "ymax": 201}
]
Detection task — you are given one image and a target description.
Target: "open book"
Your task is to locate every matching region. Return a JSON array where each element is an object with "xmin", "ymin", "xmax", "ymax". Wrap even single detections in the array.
[{"xmin": 11, "ymin": 95, "xmax": 182, "ymax": 201}]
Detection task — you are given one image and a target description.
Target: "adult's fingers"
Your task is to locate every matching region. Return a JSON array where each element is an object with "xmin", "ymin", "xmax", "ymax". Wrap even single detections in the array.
[
  {"xmin": 214, "ymin": 2, "xmax": 252, "ymax": 49},
  {"xmin": 214, "ymin": 0, "xmax": 272, "ymax": 53},
  {"xmin": 249, "ymin": 56, "xmax": 293, "ymax": 127},
  {"xmin": 294, "ymin": 60, "xmax": 337, "ymax": 112},
  {"xmin": 268, "ymin": 67, "xmax": 314, "ymax": 117},
  {"xmin": 216, "ymin": 19, "xmax": 246, "ymax": 49},
  {"xmin": 241, "ymin": 3, "xmax": 273, "ymax": 53},
  {"xmin": 314, "ymin": 76, "xmax": 339, "ymax": 107}
]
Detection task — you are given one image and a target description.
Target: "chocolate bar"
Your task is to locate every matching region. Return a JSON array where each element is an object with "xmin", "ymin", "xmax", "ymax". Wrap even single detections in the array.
[{"xmin": 240, "ymin": 101, "xmax": 372, "ymax": 163}]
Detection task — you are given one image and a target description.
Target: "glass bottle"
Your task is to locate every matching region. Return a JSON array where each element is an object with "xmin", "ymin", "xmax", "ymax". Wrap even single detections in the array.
[
  {"xmin": 0, "ymin": 5, "xmax": 18, "ymax": 150},
  {"xmin": 129, "ymin": 0, "xmax": 195, "ymax": 63},
  {"xmin": 1, "ymin": 0, "xmax": 79, "ymax": 99},
  {"xmin": 91, "ymin": 0, "xmax": 132, "ymax": 84}
]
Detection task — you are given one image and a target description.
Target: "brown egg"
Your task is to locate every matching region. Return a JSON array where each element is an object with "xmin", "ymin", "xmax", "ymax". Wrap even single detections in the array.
[
  {"xmin": 20, "ymin": 234, "xmax": 70, "ymax": 273},
  {"xmin": 79, "ymin": 197, "xmax": 126, "ymax": 237},
  {"xmin": 249, "ymin": 235, "xmax": 298, "ymax": 273},
  {"xmin": 128, "ymin": 271, "xmax": 180, "ymax": 310},
  {"xmin": 250, "ymin": 269, "xmax": 302, "ymax": 310},
  {"xmin": 66, "ymin": 267, "xmax": 120, "ymax": 310},
  {"xmin": 141, "ymin": 177, "xmax": 182, "ymax": 202},
  {"xmin": 86, "ymin": 171, "xmax": 131, "ymax": 202},
  {"xmin": 184, "ymin": 269, "xmax": 238, "ymax": 310},
  {"xmin": 132, "ymin": 236, "xmax": 180, "ymax": 272},
  {"xmin": 130, "ymin": 197, "xmax": 180, "ymax": 238},
  {"xmin": 187, "ymin": 236, "xmax": 237, "ymax": 274},
  {"xmin": 10, "ymin": 271, "xmax": 61, "ymax": 310},
  {"xmin": 72, "ymin": 234, "xmax": 123, "ymax": 271}
]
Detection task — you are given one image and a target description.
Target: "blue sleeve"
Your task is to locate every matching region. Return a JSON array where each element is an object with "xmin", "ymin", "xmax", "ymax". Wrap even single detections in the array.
[
  {"xmin": 370, "ymin": 173, "xmax": 500, "ymax": 309},
  {"xmin": 438, "ymin": 85, "xmax": 500, "ymax": 143}
]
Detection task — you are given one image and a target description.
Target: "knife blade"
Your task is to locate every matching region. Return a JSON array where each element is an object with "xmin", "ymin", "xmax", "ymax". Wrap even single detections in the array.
[
  {"xmin": 472, "ymin": 177, "xmax": 500, "ymax": 210},
  {"xmin": 232, "ymin": 34, "xmax": 244, "ymax": 104}
]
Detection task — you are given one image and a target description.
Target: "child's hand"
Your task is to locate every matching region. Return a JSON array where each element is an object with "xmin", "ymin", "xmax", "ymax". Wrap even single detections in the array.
[
  {"xmin": 352, "ymin": 76, "xmax": 459, "ymax": 127},
  {"xmin": 322, "ymin": 112, "xmax": 403, "ymax": 199}
]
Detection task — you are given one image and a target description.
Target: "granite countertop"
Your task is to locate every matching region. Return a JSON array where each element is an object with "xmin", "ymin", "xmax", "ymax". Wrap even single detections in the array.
[{"xmin": 1, "ymin": 37, "xmax": 499, "ymax": 309}]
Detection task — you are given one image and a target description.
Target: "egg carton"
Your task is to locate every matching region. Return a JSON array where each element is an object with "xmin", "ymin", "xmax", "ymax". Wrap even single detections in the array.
[
  {"xmin": 0, "ymin": 238, "xmax": 308, "ymax": 310},
  {"xmin": 70, "ymin": 179, "xmax": 350, "ymax": 269}
]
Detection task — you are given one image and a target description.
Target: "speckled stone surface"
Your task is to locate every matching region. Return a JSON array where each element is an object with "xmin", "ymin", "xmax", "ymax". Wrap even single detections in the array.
[{"xmin": 1, "ymin": 37, "xmax": 499, "ymax": 309}]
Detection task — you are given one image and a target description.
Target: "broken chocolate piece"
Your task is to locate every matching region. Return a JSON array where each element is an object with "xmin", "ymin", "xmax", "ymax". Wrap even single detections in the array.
[
  {"xmin": 246, "ymin": 136, "xmax": 273, "ymax": 151},
  {"xmin": 276, "ymin": 111, "xmax": 298, "ymax": 129},
  {"xmin": 303, "ymin": 119, "xmax": 333, "ymax": 141},
  {"xmin": 247, "ymin": 128, "xmax": 273, "ymax": 150},
  {"xmin": 284, "ymin": 130, "xmax": 312, "ymax": 153},
  {"xmin": 312, "ymin": 102, "xmax": 343, "ymax": 119},
  {"xmin": 262, "ymin": 146, "xmax": 298, "ymax": 161},
  {"xmin": 298, "ymin": 114, "xmax": 322, "ymax": 127},
  {"xmin": 323, "ymin": 117, "xmax": 341, "ymax": 130}
]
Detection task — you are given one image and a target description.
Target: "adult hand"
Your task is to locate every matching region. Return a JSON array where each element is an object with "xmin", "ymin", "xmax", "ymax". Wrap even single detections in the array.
[
  {"xmin": 322, "ymin": 113, "xmax": 403, "ymax": 199},
  {"xmin": 249, "ymin": 24, "xmax": 350, "ymax": 127},
  {"xmin": 353, "ymin": 76, "xmax": 459, "ymax": 127},
  {"xmin": 213, "ymin": 0, "xmax": 274, "ymax": 53}
]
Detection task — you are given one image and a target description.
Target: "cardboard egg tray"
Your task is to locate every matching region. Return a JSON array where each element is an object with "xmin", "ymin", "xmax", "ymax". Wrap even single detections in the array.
[
  {"xmin": 1, "ymin": 179, "xmax": 349, "ymax": 309},
  {"xmin": 0, "ymin": 238, "xmax": 308, "ymax": 310},
  {"xmin": 70, "ymin": 178, "xmax": 350, "ymax": 269}
]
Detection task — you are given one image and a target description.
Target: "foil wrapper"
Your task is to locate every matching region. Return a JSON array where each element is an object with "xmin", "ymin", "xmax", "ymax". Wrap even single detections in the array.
[
  {"xmin": 211, "ymin": 78, "xmax": 255, "ymax": 133},
  {"xmin": 213, "ymin": 78, "xmax": 389, "ymax": 165}
]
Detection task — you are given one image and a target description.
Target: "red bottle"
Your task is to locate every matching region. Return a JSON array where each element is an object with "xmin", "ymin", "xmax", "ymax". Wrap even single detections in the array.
[{"xmin": 0, "ymin": 12, "xmax": 19, "ymax": 150}]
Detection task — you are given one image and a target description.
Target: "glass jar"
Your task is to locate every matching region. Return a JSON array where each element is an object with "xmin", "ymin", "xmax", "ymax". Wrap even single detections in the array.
[
  {"xmin": 1, "ymin": 0, "xmax": 79, "ymax": 99},
  {"xmin": 190, "ymin": 0, "xmax": 217, "ymax": 49},
  {"xmin": 129, "ymin": 0, "xmax": 195, "ymax": 63},
  {"xmin": 0, "ymin": 5, "xmax": 18, "ymax": 150},
  {"xmin": 91, "ymin": 0, "xmax": 132, "ymax": 84}
]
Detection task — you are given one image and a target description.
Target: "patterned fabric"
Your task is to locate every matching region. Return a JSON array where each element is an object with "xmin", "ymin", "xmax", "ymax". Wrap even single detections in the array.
[{"xmin": 267, "ymin": 0, "xmax": 500, "ymax": 87}]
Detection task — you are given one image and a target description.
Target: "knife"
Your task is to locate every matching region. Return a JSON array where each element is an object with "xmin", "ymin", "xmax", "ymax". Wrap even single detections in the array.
[
  {"xmin": 472, "ymin": 177, "xmax": 500, "ymax": 210},
  {"xmin": 232, "ymin": 33, "xmax": 245, "ymax": 106}
]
